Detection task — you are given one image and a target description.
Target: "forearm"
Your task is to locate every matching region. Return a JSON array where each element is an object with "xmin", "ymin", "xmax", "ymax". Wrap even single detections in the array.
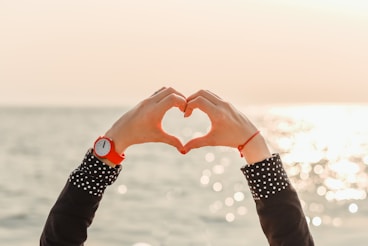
[
  {"xmin": 40, "ymin": 149, "xmax": 122, "ymax": 246},
  {"xmin": 241, "ymin": 154, "xmax": 314, "ymax": 246}
]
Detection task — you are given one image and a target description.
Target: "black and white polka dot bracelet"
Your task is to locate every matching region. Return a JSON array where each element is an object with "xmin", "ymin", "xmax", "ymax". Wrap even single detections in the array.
[{"xmin": 241, "ymin": 153, "xmax": 290, "ymax": 200}]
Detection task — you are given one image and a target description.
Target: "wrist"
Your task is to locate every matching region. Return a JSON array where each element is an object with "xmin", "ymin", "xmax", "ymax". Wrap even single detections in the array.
[
  {"xmin": 240, "ymin": 134, "xmax": 272, "ymax": 164},
  {"xmin": 104, "ymin": 130, "xmax": 131, "ymax": 154},
  {"xmin": 94, "ymin": 155, "xmax": 119, "ymax": 168}
]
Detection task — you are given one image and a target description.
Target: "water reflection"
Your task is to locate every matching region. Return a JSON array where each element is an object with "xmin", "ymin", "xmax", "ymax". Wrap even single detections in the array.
[
  {"xmin": 225, "ymin": 213, "xmax": 235, "ymax": 222},
  {"xmin": 348, "ymin": 203, "xmax": 358, "ymax": 213},
  {"xmin": 198, "ymin": 105, "xmax": 368, "ymax": 227},
  {"xmin": 117, "ymin": 184, "xmax": 128, "ymax": 195},
  {"xmin": 212, "ymin": 182, "xmax": 223, "ymax": 192}
]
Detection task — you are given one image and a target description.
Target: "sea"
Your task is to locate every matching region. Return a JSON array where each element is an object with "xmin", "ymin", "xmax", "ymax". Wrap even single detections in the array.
[{"xmin": 1, "ymin": 104, "xmax": 367, "ymax": 246}]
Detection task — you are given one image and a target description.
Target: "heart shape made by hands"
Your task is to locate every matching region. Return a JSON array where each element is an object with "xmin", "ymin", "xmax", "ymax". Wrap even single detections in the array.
[{"xmin": 162, "ymin": 108, "xmax": 211, "ymax": 146}]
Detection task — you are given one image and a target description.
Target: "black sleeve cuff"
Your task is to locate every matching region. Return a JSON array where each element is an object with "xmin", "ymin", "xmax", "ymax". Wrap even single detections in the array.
[
  {"xmin": 68, "ymin": 149, "xmax": 122, "ymax": 197},
  {"xmin": 240, "ymin": 153, "xmax": 290, "ymax": 200}
]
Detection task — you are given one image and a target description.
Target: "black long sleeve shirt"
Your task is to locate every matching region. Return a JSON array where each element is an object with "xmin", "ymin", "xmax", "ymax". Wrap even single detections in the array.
[{"xmin": 40, "ymin": 150, "xmax": 314, "ymax": 246}]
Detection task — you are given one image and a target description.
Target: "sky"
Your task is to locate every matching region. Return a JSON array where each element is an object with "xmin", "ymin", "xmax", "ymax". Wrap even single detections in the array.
[{"xmin": 1, "ymin": 0, "xmax": 367, "ymax": 107}]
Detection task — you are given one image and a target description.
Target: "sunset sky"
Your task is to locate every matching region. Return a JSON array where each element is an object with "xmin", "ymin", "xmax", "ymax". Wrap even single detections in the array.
[{"xmin": 1, "ymin": 0, "xmax": 367, "ymax": 106}]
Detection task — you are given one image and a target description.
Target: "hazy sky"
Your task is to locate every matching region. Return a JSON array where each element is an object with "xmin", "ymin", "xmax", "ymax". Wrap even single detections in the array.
[{"xmin": 1, "ymin": 0, "xmax": 367, "ymax": 106}]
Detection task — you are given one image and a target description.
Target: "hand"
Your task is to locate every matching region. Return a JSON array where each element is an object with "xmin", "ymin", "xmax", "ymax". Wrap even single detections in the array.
[
  {"xmin": 182, "ymin": 90, "xmax": 271, "ymax": 163},
  {"xmin": 104, "ymin": 87, "xmax": 187, "ymax": 155}
]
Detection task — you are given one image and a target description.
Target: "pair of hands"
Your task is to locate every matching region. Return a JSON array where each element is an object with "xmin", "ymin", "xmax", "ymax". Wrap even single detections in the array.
[{"xmin": 104, "ymin": 87, "xmax": 271, "ymax": 165}]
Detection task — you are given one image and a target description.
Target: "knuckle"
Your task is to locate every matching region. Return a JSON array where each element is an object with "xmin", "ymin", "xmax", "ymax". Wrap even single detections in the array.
[
  {"xmin": 140, "ymin": 98, "xmax": 150, "ymax": 106},
  {"xmin": 163, "ymin": 94, "xmax": 182, "ymax": 106},
  {"xmin": 223, "ymin": 101, "xmax": 231, "ymax": 109},
  {"xmin": 166, "ymin": 87, "xmax": 175, "ymax": 93},
  {"xmin": 199, "ymin": 89, "xmax": 207, "ymax": 95},
  {"xmin": 193, "ymin": 95, "xmax": 205, "ymax": 103},
  {"xmin": 166, "ymin": 93, "xmax": 177, "ymax": 102}
]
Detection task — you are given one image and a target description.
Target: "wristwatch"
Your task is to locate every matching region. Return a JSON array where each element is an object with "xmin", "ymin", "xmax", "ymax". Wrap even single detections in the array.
[{"xmin": 93, "ymin": 136, "xmax": 125, "ymax": 165}]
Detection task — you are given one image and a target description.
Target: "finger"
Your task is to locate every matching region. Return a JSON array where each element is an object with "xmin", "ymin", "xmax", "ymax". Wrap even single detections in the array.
[
  {"xmin": 152, "ymin": 87, "xmax": 186, "ymax": 103},
  {"xmin": 184, "ymin": 96, "xmax": 216, "ymax": 118},
  {"xmin": 150, "ymin": 87, "xmax": 167, "ymax": 97},
  {"xmin": 205, "ymin": 89, "xmax": 223, "ymax": 100},
  {"xmin": 182, "ymin": 134, "xmax": 213, "ymax": 153},
  {"xmin": 158, "ymin": 132, "xmax": 184, "ymax": 151},
  {"xmin": 157, "ymin": 92, "xmax": 187, "ymax": 113},
  {"xmin": 186, "ymin": 89, "xmax": 222, "ymax": 105}
]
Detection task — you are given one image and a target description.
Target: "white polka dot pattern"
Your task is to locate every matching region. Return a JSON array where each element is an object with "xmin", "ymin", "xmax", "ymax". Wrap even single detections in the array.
[
  {"xmin": 241, "ymin": 154, "xmax": 289, "ymax": 200},
  {"xmin": 69, "ymin": 149, "xmax": 122, "ymax": 196}
]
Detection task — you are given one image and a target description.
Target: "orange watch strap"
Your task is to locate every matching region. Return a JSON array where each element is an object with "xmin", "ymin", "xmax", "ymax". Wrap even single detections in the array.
[{"xmin": 108, "ymin": 140, "xmax": 125, "ymax": 164}]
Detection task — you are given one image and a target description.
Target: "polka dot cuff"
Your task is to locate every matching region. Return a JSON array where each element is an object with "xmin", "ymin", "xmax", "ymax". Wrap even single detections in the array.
[
  {"xmin": 69, "ymin": 149, "xmax": 122, "ymax": 197},
  {"xmin": 241, "ymin": 153, "xmax": 289, "ymax": 200}
]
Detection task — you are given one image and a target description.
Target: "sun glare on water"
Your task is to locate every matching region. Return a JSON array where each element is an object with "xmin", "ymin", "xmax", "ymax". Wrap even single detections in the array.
[
  {"xmin": 265, "ymin": 104, "xmax": 368, "ymax": 225},
  {"xmin": 171, "ymin": 104, "xmax": 368, "ymax": 228}
]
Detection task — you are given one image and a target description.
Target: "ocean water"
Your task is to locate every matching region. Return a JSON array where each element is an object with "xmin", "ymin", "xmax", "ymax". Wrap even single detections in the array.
[{"xmin": 0, "ymin": 104, "xmax": 367, "ymax": 246}]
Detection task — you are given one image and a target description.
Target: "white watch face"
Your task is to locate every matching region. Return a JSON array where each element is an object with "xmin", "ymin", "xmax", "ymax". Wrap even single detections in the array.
[{"xmin": 95, "ymin": 138, "xmax": 112, "ymax": 157}]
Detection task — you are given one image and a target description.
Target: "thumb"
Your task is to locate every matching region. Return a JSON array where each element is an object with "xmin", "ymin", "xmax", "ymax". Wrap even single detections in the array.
[
  {"xmin": 159, "ymin": 132, "xmax": 184, "ymax": 152},
  {"xmin": 182, "ymin": 134, "xmax": 212, "ymax": 154}
]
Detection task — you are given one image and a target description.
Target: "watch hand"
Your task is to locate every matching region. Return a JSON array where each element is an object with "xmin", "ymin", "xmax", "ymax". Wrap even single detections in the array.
[{"xmin": 103, "ymin": 141, "xmax": 106, "ymax": 148}]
